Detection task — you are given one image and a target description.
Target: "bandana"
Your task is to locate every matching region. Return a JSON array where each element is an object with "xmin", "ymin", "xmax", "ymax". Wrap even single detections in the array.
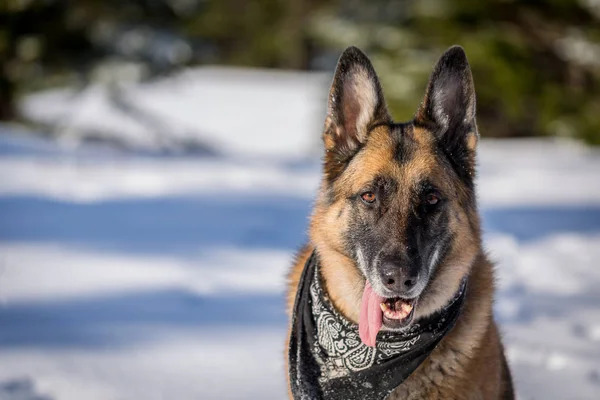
[{"xmin": 288, "ymin": 251, "xmax": 467, "ymax": 400}]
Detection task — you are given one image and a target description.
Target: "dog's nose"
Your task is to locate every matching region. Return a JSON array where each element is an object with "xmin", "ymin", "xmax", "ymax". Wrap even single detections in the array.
[{"xmin": 380, "ymin": 261, "xmax": 420, "ymax": 294}]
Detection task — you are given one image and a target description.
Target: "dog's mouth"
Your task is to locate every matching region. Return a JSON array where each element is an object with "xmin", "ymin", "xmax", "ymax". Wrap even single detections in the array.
[
  {"xmin": 380, "ymin": 297, "xmax": 416, "ymax": 329},
  {"xmin": 359, "ymin": 281, "xmax": 420, "ymax": 347}
]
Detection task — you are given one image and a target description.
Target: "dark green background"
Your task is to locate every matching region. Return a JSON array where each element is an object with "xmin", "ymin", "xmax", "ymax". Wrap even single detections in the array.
[{"xmin": 2, "ymin": 0, "xmax": 599, "ymax": 144}]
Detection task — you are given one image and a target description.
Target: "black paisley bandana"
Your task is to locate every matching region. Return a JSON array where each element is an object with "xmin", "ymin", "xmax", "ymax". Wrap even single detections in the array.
[{"xmin": 288, "ymin": 251, "xmax": 467, "ymax": 400}]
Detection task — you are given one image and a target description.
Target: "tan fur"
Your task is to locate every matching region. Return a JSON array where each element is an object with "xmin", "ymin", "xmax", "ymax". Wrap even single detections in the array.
[
  {"xmin": 286, "ymin": 123, "xmax": 512, "ymax": 399},
  {"xmin": 467, "ymin": 131, "xmax": 478, "ymax": 151}
]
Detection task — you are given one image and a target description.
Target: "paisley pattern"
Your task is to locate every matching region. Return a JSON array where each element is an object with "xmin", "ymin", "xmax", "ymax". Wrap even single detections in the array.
[{"xmin": 309, "ymin": 268, "xmax": 425, "ymax": 381}]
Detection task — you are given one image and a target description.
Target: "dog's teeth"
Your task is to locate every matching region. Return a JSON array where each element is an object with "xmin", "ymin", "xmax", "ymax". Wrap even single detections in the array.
[
  {"xmin": 381, "ymin": 299, "xmax": 415, "ymax": 320},
  {"xmin": 393, "ymin": 300, "xmax": 414, "ymax": 314}
]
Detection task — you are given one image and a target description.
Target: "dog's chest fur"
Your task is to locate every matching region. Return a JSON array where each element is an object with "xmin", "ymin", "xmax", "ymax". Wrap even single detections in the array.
[{"xmin": 387, "ymin": 331, "xmax": 482, "ymax": 399}]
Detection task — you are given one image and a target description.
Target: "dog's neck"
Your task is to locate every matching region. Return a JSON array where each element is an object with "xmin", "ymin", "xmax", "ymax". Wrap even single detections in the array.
[
  {"xmin": 318, "ymin": 247, "xmax": 364, "ymax": 323},
  {"xmin": 288, "ymin": 250, "xmax": 470, "ymax": 400},
  {"xmin": 316, "ymin": 244, "xmax": 474, "ymax": 324}
]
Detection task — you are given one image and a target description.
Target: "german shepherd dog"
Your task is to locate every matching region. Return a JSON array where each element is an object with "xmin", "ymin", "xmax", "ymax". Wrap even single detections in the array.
[{"xmin": 287, "ymin": 46, "xmax": 514, "ymax": 399}]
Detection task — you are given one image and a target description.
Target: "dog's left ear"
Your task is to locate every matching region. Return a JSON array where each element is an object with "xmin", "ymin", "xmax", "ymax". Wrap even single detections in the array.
[
  {"xmin": 415, "ymin": 46, "xmax": 478, "ymax": 180},
  {"xmin": 323, "ymin": 46, "xmax": 390, "ymax": 182}
]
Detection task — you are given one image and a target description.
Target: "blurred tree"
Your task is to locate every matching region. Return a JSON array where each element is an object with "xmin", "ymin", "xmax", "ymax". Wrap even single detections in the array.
[
  {"xmin": 308, "ymin": 0, "xmax": 600, "ymax": 144},
  {"xmin": 1, "ymin": 0, "xmax": 599, "ymax": 144},
  {"xmin": 0, "ymin": 0, "xmax": 325, "ymax": 119},
  {"xmin": 181, "ymin": 0, "xmax": 324, "ymax": 69}
]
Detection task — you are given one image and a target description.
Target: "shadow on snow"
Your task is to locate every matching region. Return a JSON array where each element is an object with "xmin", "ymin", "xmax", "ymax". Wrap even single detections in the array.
[
  {"xmin": 1, "ymin": 193, "xmax": 600, "ymax": 350},
  {"xmin": 0, "ymin": 289, "xmax": 286, "ymax": 349},
  {"xmin": 0, "ymin": 195, "xmax": 312, "ymax": 255}
]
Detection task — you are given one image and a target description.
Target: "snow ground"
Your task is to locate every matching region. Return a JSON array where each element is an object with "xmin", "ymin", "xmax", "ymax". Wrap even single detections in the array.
[
  {"xmin": 18, "ymin": 68, "xmax": 329, "ymax": 157},
  {"xmin": 2, "ymin": 70, "xmax": 600, "ymax": 399}
]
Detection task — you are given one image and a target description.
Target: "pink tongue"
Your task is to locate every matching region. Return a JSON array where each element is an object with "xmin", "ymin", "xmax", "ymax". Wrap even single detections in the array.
[{"xmin": 359, "ymin": 281, "xmax": 384, "ymax": 347}]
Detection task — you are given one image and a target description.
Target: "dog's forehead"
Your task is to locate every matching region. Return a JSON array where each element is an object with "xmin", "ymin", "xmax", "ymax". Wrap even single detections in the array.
[{"xmin": 342, "ymin": 124, "xmax": 440, "ymax": 192}]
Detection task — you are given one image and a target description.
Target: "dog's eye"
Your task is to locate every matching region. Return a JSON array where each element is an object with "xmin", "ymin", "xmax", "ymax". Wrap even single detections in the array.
[
  {"xmin": 425, "ymin": 193, "xmax": 440, "ymax": 206},
  {"xmin": 361, "ymin": 191, "xmax": 376, "ymax": 204}
]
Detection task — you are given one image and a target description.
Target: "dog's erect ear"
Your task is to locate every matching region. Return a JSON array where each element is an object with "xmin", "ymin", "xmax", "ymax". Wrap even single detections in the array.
[
  {"xmin": 323, "ymin": 46, "xmax": 390, "ymax": 182},
  {"xmin": 415, "ymin": 46, "xmax": 478, "ymax": 181}
]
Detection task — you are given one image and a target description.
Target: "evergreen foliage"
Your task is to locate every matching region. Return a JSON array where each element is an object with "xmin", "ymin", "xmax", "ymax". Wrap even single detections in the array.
[{"xmin": 1, "ymin": 0, "xmax": 599, "ymax": 144}]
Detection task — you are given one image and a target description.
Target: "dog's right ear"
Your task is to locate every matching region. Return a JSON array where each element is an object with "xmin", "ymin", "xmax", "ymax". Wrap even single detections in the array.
[{"xmin": 323, "ymin": 46, "xmax": 390, "ymax": 182}]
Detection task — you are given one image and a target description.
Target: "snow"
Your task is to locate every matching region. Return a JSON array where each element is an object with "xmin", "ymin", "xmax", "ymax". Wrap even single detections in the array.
[
  {"xmin": 18, "ymin": 67, "xmax": 329, "ymax": 157},
  {"xmin": 1, "ymin": 70, "xmax": 600, "ymax": 399}
]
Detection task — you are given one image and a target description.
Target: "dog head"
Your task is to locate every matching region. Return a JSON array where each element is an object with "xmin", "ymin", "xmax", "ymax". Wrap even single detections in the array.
[{"xmin": 310, "ymin": 46, "xmax": 481, "ymax": 330}]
